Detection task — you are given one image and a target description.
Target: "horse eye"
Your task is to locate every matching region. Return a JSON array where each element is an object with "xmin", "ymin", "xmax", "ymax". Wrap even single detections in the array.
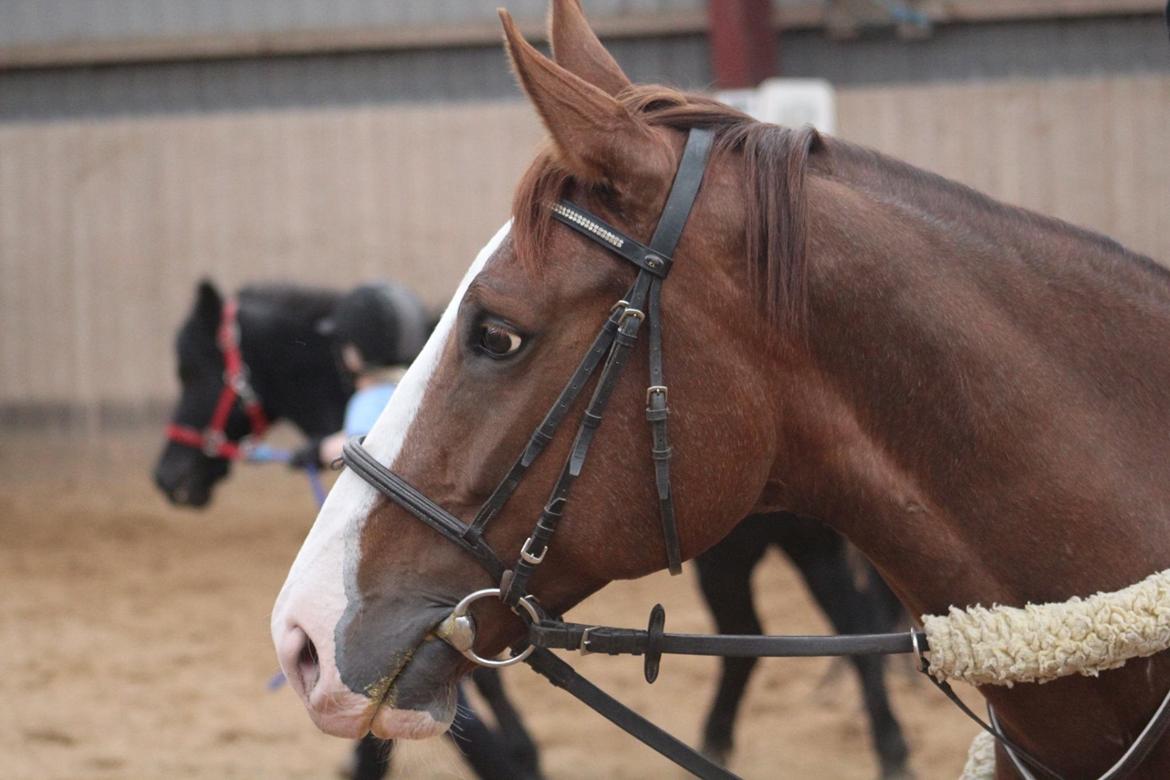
[{"xmin": 477, "ymin": 323, "xmax": 523, "ymax": 358}]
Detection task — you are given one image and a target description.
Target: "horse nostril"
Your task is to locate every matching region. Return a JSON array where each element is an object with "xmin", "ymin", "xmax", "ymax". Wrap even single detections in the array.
[
  {"xmin": 277, "ymin": 625, "xmax": 322, "ymax": 699},
  {"xmin": 299, "ymin": 636, "xmax": 320, "ymax": 693}
]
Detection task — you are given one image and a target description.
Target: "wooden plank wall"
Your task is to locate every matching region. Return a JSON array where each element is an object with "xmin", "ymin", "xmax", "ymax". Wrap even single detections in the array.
[
  {"xmin": 2, "ymin": 74, "xmax": 1168, "ymax": 428},
  {"xmin": 0, "ymin": 103, "xmax": 546, "ymax": 423}
]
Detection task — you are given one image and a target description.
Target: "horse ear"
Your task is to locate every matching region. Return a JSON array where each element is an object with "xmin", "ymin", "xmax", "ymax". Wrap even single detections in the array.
[
  {"xmin": 500, "ymin": 9, "xmax": 671, "ymax": 191},
  {"xmin": 549, "ymin": 0, "xmax": 630, "ymax": 97},
  {"xmin": 194, "ymin": 279, "xmax": 223, "ymax": 327}
]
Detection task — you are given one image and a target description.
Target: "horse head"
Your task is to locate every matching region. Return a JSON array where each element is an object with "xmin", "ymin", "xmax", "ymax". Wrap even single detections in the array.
[
  {"xmin": 271, "ymin": 0, "xmax": 806, "ymax": 740},
  {"xmin": 154, "ymin": 280, "xmax": 350, "ymax": 507},
  {"xmin": 153, "ymin": 280, "xmax": 242, "ymax": 507}
]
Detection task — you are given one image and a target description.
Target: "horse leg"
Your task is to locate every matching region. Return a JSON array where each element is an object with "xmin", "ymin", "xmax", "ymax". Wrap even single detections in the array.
[
  {"xmin": 695, "ymin": 519, "xmax": 770, "ymax": 765},
  {"xmin": 471, "ymin": 666, "xmax": 543, "ymax": 779},
  {"xmin": 781, "ymin": 523, "xmax": 911, "ymax": 780},
  {"xmin": 445, "ymin": 683, "xmax": 527, "ymax": 780},
  {"xmin": 856, "ymin": 552, "xmax": 906, "ymax": 633},
  {"xmin": 349, "ymin": 736, "xmax": 392, "ymax": 780}
]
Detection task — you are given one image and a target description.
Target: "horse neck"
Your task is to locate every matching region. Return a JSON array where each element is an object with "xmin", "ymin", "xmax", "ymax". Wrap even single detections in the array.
[
  {"xmin": 777, "ymin": 171, "xmax": 1170, "ymax": 621},
  {"xmin": 238, "ymin": 300, "xmax": 348, "ymax": 438}
]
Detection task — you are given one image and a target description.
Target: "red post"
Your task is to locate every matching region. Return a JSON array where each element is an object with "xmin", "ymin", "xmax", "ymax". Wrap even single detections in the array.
[{"xmin": 706, "ymin": 0, "xmax": 778, "ymax": 89}]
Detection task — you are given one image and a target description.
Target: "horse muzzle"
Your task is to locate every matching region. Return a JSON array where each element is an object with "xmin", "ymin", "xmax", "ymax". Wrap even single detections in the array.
[{"xmin": 273, "ymin": 588, "xmax": 466, "ymax": 740}]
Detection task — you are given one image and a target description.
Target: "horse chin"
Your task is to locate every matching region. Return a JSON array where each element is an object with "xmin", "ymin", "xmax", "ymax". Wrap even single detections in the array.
[
  {"xmin": 168, "ymin": 486, "xmax": 212, "ymax": 508},
  {"xmin": 367, "ymin": 638, "xmax": 461, "ymax": 739},
  {"xmin": 369, "ymin": 702, "xmax": 452, "ymax": 740}
]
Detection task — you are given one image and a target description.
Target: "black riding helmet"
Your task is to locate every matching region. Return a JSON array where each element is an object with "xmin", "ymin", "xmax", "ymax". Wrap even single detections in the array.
[{"xmin": 320, "ymin": 282, "xmax": 430, "ymax": 369}]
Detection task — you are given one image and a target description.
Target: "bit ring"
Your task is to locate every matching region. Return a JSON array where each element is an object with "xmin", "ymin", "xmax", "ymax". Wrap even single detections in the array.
[{"xmin": 436, "ymin": 588, "xmax": 540, "ymax": 668}]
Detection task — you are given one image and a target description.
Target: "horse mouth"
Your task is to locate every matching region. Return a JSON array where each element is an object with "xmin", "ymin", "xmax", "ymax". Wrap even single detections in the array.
[
  {"xmin": 364, "ymin": 636, "xmax": 461, "ymax": 740},
  {"xmin": 368, "ymin": 699, "xmax": 450, "ymax": 740},
  {"xmin": 154, "ymin": 469, "xmax": 213, "ymax": 508}
]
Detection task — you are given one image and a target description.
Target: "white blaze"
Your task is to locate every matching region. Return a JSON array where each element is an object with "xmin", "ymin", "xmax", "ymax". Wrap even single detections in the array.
[
  {"xmin": 271, "ymin": 223, "xmax": 511, "ymax": 721},
  {"xmin": 362, "ymin": 221, "xmax": 511, "ymax": 465}
]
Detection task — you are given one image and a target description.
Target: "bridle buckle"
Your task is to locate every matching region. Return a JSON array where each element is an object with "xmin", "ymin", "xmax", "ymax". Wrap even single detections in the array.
[
  {"xmin": 519, "ymin": 536, "xmax": 546, "ymax": 565},
  {"xmin": 646, "ymin": 385, "xmax": 668, "ymax": 406},
  {"xmin": 618, "ymin": 307, "xmax": 645, "ymax": 325},
  {"xmin": 580, "ymin": 626, "xmax": 596, "ymax": 656}
]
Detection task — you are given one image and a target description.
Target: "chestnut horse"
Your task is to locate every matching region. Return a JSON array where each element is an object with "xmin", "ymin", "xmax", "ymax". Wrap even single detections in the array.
[{"xmin": 273, "ymin": 1, "xmax": 1170, "ymax": 776}]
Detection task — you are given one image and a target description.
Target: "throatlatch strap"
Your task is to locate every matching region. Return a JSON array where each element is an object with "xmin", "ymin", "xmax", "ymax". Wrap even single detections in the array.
[
  {"xmin": 646, "ymin": 278, "xmax": 681, "ymax": 574},
  {"xmin": 648, "ymin": 128, "xmax": 714, "ymax": 256},
  {"xmin": 643, "ymin": 128, "xmax": 714, "ymax": 575}
]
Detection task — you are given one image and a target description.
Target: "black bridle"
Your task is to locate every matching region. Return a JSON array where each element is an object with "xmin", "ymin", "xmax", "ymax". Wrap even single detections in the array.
[
  {"xmin": 340, "ymin": 127, "xmax": 1170, "ymax": 780},
  {"xmin": 342, "ymin": 127, "xmax": 715, "ymax": 600}
]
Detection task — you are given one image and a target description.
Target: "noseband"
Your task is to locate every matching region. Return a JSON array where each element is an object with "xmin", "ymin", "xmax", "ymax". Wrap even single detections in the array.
[{"xmin": 166, "ymin": 298, "xmax": 270, "ymax": 459}]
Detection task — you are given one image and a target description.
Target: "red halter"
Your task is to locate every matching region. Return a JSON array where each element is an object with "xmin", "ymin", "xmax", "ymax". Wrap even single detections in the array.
[{"xmin": 165, "ymin": 299, "xmax": 270, "ymax": 460}]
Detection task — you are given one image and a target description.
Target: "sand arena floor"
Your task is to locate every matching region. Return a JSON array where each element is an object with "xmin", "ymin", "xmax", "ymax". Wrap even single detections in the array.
[{"xmin": 1, "ymin": 429, "xmax": 980, "ymax": 779}]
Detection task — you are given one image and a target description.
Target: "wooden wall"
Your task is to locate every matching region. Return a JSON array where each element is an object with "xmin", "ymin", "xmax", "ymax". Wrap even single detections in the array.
[{"xmin": 2, "ymin": 73, "xmax": 1168, "ymax": 428}]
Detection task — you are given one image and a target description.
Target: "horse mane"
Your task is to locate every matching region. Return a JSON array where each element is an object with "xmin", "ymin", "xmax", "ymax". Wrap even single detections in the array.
[
  {"xmin": 513, "ymin": 84, "xmax": 1170, "ymax": 338},
  {"xmin": 823, "ymin": 140, "xmax": 1170, "ymax": 288},
  {"xmin": 512, "ymin": 85, "xmax": 822, "ymax": 333}
]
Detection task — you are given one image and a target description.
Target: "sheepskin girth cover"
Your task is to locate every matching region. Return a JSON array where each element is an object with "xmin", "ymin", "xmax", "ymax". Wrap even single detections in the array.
[{"xmin": 922, "ymin": 568, "xmax": 1170, "ymax": 687}]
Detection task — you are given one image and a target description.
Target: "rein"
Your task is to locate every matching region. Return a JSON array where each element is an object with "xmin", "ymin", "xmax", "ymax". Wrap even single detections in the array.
[
  {"xmin": 166, "ymin": 298, "xmax": 270, "ymax": 459},
  {"xmin": 339, "ymin": 127, "xmax": 1170, "ymax": 779}
]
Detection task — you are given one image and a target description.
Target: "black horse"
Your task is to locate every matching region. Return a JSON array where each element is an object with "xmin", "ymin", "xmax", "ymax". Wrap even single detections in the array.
[
  {"xmin": 153, "ymin": 280, "xmax": 543, "ymax": 780},
  {"xmin": 696, "ymin": 514, "xmax": 910, "ymax": 778},
  {"xmin": 154, "ymin": 281, "xmax": 348, "ymax": 507}
]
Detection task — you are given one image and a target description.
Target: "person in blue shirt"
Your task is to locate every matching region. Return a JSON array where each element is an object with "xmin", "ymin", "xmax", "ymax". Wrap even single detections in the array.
[{"xmin": 294, "ymin": 281, "xmax": 428, "ymax": 468}]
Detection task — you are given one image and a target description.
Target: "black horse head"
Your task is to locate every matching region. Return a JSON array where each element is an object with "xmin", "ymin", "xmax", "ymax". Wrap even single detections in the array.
[{"xmin": 153, "ymin": 280, "xmax": 349, "ymax": 507}]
